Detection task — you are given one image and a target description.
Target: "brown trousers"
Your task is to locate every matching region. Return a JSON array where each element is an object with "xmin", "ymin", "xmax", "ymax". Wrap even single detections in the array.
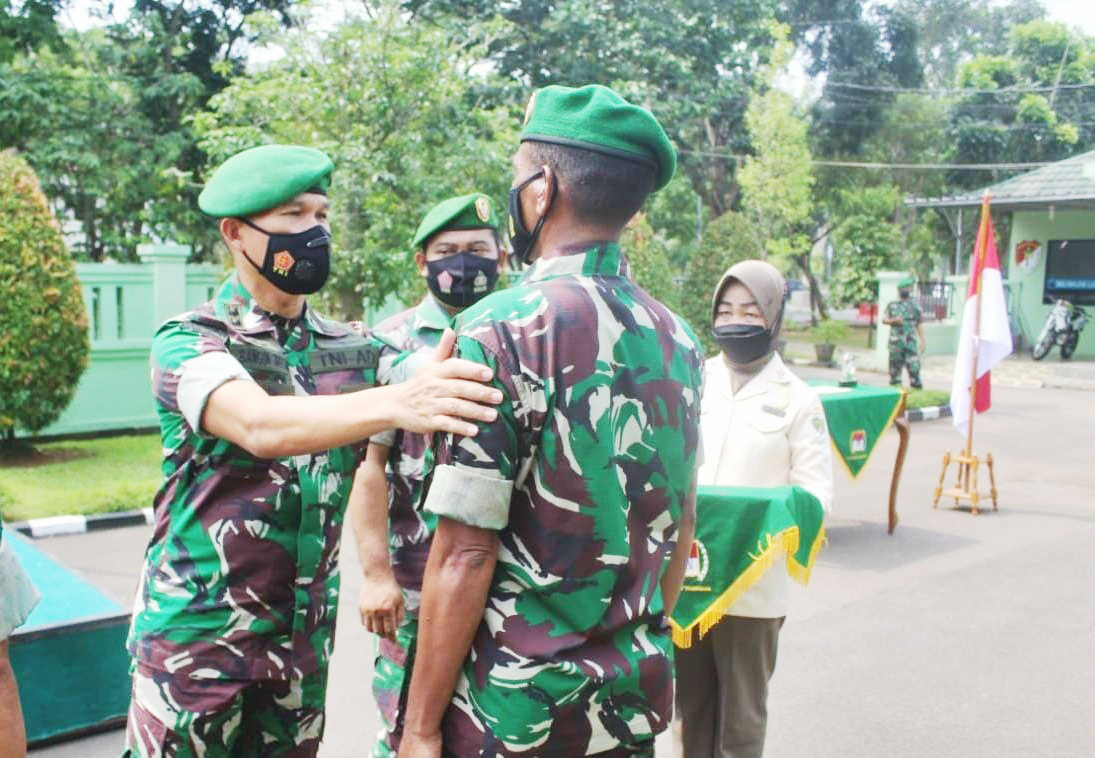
[{"xmin": 674, "ymin": 616, "xmax": 784, "ymax": 758}]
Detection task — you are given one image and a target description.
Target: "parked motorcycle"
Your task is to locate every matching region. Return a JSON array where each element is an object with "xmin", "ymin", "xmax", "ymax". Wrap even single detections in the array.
[{"xmin": 1032, "ymin": 299, "xmax": 1088, "ymax": 360}]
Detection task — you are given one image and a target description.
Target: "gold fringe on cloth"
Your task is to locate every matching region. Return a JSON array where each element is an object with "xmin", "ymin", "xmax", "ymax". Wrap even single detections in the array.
[{"xmin": 670, "ymin": 524, "xmax": 827, "ymax": 649}]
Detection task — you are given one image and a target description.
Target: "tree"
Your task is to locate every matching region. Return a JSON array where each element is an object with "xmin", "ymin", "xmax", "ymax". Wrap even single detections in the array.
[
  {"xmin": 193, "ymin": 3, "xmax": 517, "ymax": 318},
  {"xmin": 947, "ymin": 20, "xmax": 1093, "ymax": 190},
  {"xmin": 0, "ymin": 0, "xmax": 63, "ymax": 63},
  {"xmin": 738, "ymin": 26, "xmax": 825, "ymax": 320},
  {"xmin": 405, "ymin": 0, "xmax": 783, "ymax": 221},
  {"xmin": 787, "ymin": 0, "xmax": 924, "ymax": 159},
  {"xmin": 0, "ymin": 43, "xmax": 182, "ymax": 260},
  {"xmin": 830, "ymin": 185, "xmax": 903, "ymax": 308},
  {"xmin": 0, "ymin": 149, "xmax": 89, "ymax": 450}
]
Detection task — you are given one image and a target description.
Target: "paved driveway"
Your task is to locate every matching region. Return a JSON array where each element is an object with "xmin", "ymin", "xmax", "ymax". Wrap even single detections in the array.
[{"xmin": 27, "ymin": 378, "xmax": 1095, "ymax": 757}]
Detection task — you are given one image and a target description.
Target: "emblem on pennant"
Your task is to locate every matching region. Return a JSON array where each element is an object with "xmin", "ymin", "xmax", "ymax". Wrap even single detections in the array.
[
  {"xmin": 850, "ymin": 429, "xmax": 867, "ymax": 455},
  {"xmin": 272, "ymin": 250, "xmax": 294, "ymax": 276},
  {"xmin": 475, "ymin": 196, "xmax": 491, "ymax": 222},
  {"xmin": 685, "ymin": 538, "xmax": 709, "ymax": 581}
]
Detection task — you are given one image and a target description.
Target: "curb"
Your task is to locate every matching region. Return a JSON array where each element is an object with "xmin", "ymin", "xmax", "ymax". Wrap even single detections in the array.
[
  {"xmin": 906, "ymin": 405, "xmax": 951, "ymax": 422},
  {"xmin": 7, "ymin": 508, "xmax": 154, "ymax": 539}
]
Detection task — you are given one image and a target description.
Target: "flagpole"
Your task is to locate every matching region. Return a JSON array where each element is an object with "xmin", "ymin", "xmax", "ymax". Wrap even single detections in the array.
[{"xmin": 965, "ymin": 192, "xmax": 991, "ymax": 461}]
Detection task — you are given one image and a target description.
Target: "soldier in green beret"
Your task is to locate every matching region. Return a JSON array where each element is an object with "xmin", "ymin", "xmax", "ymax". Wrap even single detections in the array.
[
  {"xmin": 345, "ymin": 192, "xmax": 505, "ymax": 757},
  {"xmin": 123, "ymin": 145, "xmax": 502, "ymax": 757},
  {"xmin": 400, "ymin": 85, "xmax": 704, "ymax": 757},
  {"xmin": 882, "ymin": 275, "xmax": 926, "ymax": 388}
]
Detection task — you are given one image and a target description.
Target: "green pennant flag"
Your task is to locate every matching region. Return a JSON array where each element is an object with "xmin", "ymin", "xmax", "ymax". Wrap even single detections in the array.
[
  {"xmin": 670, "ymin": 485, "xmax": 825, "ymax": 649},
  {"xmin": 812, "ymin": 383, "xmax": 904, "ymax": 478}
]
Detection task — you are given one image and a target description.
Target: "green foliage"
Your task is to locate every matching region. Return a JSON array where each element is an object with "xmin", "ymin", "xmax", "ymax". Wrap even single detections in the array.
[
  {"xmin": 0, "ymin": 150, "xmax": 89, "ymax": 439},
  {"xmin": 830, "ymin": 186, "xmax": 903, "ymax": 308},
  {"xmin": 0, "ymin": 2, "xmax": 293, "ymax": 262},
  {"xmin": 809, "ymin": 318, "xmax": 849, "ymax": 344},
  {"xmin": 0, "ymin": 0, "xmax": 63, "ymax": 63},
  {"xmin": 620, "ymin": 212, "xmax": 680, "ymax": 311},
  {"xmin": 680, "ymin": 210, "xmax": 763, "ymax": 355},
  {"xmin": 739, "ymin": 26, "xmax": 813, "ymax": 272},
  {"xmin": 0, "ymin": 433, "xmax": 160, "ymax": 519},
  {"xmin": 194, "ymin": 4, "xmax": 516, "ymax": 319},
  {"xmin": 0, "ymin": 45, "xmax": 189, "ymax": 260},
  {"xmin": 406, "ymin": 0, "xmax": 783, "ymax": 218},
  {"xmin": 948, "ymin": 20, "xmax": 1093, "ymax": 190}
]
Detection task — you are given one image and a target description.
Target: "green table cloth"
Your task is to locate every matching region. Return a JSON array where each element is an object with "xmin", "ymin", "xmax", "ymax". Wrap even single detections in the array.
[
  {"xmin": 670, "ymin": 485, "xmax": 825, "ymax": 648},
  {"xmin": 810, "ymin": 382, "xmax": 905, "ymax": 478}
]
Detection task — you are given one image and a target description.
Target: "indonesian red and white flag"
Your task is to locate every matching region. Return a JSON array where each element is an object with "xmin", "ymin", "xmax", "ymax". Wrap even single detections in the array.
[{"xmin": 950, "ymin": 193, "xmax": 1012, "ymax": 431}]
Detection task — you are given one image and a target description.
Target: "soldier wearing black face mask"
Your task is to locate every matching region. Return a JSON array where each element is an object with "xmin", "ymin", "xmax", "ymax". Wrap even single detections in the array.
[
  {"xmin": 344, "ymin": 192, "xmax": 505, "ymax": 758},
  {"xmin": 123, "ymin": 146, "xmax": 503, "ymax": 757}
]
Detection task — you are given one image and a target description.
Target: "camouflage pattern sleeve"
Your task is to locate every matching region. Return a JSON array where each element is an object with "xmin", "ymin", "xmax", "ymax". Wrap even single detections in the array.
[
  {"xmin": 424, "ymin": 336, "xmax": 519, "ymax": 532},
  {"xmin": 151, "ymin": 320, "xmax": 251, "ymax": 436}
]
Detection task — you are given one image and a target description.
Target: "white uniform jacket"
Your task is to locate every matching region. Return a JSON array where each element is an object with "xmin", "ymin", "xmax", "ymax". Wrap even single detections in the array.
[{"xmin": 697, "ymin": 352, "xmax": 834, "ymax": 618}]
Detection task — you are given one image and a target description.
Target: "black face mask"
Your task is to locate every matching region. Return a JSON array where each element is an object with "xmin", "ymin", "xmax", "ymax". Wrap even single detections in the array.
[
  {"xmin": 508, "ymin": 170, "xmax": 555, "ymax": 265},
  {"xmin": 426, "ymin": 251, "xmax": 500, "ymax": 309},
  {"xmin": 239, "ymin": 217, "xmax": 331, "ymax": 295},
  {"xmin": 712, "ymin": 323, "xmax": 773, "ymax": 365}
]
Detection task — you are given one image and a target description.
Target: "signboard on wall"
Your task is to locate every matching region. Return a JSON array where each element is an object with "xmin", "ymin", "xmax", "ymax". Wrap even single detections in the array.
[{"xmin": 1044, "ymin": 239, "xmax": 1095, "ymax": 305}]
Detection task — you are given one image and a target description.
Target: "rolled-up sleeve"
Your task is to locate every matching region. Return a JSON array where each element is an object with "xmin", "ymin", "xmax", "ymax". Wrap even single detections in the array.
[
  {"xmin": 151, "ymin": 323, "xmax": 252, "ymax": 436},
  {"xmin": 423, "ymin": 334, "xmax": 521, "ymax": 532}
]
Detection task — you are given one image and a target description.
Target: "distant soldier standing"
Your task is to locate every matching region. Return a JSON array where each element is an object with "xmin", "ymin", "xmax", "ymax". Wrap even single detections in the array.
[
  {"xmin": 123, "ymin": 145, "xmax": 501, "ymax": 757},
  {"xmin": 882, "ymin": 275, "xmax": 925, "ymax": 388},
  {"xmin": 347, "ymin": 193, "xmax": 506, "ymax": 757},
  {"xmin": 398, "ymin": 84, "xmax": 704, "ymax": 758}
]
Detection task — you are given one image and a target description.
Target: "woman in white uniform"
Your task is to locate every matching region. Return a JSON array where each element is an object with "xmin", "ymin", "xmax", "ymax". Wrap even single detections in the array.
[
  {"xmin": 675, "ymin": 260, "xmax": 833, "ymax": 758},
  {"xmin": 1, "ymin": 527, "xmax": 39, "ymax": 757}
]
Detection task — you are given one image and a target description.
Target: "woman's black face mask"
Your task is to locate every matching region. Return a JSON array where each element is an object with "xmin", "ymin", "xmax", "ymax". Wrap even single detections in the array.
[
  {"xmin": 239, "ymin": 217, "xmax": 331, "ymax": 295},
  {"xmin": 711, "ymin": 323, "xmax": 773, "ymax": 365}
]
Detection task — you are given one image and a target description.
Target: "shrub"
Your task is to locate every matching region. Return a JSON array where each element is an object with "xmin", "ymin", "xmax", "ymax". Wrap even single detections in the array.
[
  {"xmin": 621, "ymin": 212, "xmax": 680, "ymax": 311},
  {"xmin": 0, "ymin": 149, "xmax": 89, "ymax": 445},
  {"xmin": 809, "ymin": 319, "xmax": 849, "ymax": 344}
]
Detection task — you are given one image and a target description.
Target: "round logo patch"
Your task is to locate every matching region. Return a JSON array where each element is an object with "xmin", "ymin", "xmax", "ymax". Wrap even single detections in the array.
[
  {"xmin": 272, "ymin": 250, "xmax": 294, "ymax": 276},
  {"xmin": 1015, "ymin": 239, "xmax": 1041, "ymax": 275},
  {"xmin": 685, "ymin": 538, "xmax": 709, "ymax": 582},
  {"xmin": 475, "ymin": 196, "xmax": 491, "ymax": 222}
]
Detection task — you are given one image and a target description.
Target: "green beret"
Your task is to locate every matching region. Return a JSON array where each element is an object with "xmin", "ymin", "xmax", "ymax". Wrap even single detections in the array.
[
  {"xmin": 411, "ymin": 193, "xmax": 500, "ymax": 249},
  {"xmin": 898, "ymin": 275, "xmax": 916, "ymax": 289},
  {"xmin": 520, "ymin": 84, "xmax": 676, "ymax": 191},
  {"xmin": 198, "ymin": 144, "xmax": 334, "ymax": 217}
]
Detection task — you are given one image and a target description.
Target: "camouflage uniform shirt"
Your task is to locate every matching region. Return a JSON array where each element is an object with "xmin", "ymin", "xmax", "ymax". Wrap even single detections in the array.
[
  {"xmin": 371, "ymin": 293, "xmax": 451, "ymax": 596},
  {"xmin": 885, "ymin": 298, "xmax": 922, "ymax": 345},
  {"xmin": 127, "ymin": 274, "xmax": 379, "ymax": 682},
  {"xmin": 423, "ymin": 243, "xmax": 704, "ymax": 756}
]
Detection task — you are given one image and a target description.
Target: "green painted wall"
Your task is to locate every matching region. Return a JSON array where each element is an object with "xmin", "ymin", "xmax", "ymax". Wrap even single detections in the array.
[
  {"xmin": 30, "ymin": 246, "xmax": 220, "ymax": 437},
  {"xmin": 1005, "ymin": 209, "xmax": 1095, "ymax": 359}
]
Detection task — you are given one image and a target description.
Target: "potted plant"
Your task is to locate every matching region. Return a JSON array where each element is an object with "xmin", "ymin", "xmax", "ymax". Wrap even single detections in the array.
[{"xmin": 810, "ymin": 319, "xmax": 849, "ymax": 365}]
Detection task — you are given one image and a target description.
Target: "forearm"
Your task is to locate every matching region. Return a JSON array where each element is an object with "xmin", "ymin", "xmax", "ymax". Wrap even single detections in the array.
[
  {"xmin": 661, "ymin": 505, "xmax": 694, "ymax": 616},
  {"xmin": 348, "ymin": 449, "xmax": 395, "ymax": 578},
  {"xmin": 402, "ymin": 519, "xmax": 498, "ymax": 740},
  {"xmin": 205, "ymin": 381, "xmax": 408, "ymax": 459}
]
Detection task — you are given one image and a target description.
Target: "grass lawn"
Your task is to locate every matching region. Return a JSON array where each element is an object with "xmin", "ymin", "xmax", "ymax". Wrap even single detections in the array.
[
  {"xmin": 905, "ymin": 388, "xmax": 950, "ymax": 409},
  {"xmin": 0, "ymin": 433, "xmax": 161, "ymax": 522}
]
